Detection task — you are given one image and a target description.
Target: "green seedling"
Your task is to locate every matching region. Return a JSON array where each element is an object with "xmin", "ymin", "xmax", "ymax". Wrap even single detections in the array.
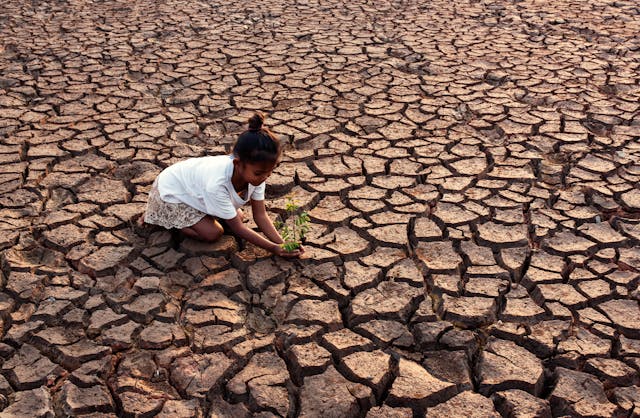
[{"xmin": 275, "ymin": 196, "xmax": 310, "ymax": 252}]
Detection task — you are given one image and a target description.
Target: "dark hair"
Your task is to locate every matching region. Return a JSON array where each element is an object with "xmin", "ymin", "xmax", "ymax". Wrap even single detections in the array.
[{"xmin": 232, "ymin": 112, "xmax": 281, "ymax": 164}]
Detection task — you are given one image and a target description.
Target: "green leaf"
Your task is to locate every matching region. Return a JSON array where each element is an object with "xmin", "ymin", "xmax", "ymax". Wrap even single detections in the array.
[{"xmin": 281, "ymin": 241, "xmax": 300, "ymax": 252}]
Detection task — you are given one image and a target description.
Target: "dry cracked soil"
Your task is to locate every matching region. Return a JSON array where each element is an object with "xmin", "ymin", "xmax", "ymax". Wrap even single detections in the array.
[{"xmin": 0, "ymin": 0, "xmax": 639, "ymax": 417}]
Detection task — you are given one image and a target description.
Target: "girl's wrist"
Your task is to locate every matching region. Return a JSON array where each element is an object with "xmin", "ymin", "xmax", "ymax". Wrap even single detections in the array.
[{"xmin": 270, "ymin": 242, "xmax": 281, "ymax": 253}]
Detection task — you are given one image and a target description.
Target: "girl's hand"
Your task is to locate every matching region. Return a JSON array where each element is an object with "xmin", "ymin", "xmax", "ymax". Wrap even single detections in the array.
[{"xmin": 272, "ymin": 243, "xmax": 303, "ymax": 258}]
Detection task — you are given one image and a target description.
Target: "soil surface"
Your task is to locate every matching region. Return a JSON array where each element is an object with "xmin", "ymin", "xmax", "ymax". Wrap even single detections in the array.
[{"xmin": 0, "ymin": 0, "xmax": 639, "ymax": 417}]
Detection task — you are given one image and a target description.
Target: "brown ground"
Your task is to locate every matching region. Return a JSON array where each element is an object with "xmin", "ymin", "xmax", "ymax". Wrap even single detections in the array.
[{"xmin": 0, "ymin": 0, "xmax": 639, "ymax": 417}]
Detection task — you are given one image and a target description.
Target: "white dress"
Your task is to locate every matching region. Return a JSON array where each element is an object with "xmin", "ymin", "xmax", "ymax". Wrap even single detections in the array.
[{"xmin": 144, "ymin": 155, "xmax": 265, "ymax": 229}]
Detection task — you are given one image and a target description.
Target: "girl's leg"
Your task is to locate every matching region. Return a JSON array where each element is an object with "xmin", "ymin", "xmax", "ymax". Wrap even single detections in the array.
[{"xmin": 181, "ymin": 215, "xmax": 224, "ymax": 242}]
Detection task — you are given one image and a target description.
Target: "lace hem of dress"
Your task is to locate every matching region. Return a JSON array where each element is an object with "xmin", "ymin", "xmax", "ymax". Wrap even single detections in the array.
[{"xmin": 144, "ymin": 180, "xmax": 206, "ymax": 229}]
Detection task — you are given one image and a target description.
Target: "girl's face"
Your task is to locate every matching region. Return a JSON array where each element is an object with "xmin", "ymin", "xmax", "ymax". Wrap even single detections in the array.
[{"xmin": 237, "ymin": 160, "xmax": 277, "ymax": 186}]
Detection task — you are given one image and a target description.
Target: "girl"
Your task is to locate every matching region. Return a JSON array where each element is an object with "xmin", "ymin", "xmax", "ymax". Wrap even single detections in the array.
[{"xmin": 143, "ymin": 112, "xmax": 302, "ymax": 258}]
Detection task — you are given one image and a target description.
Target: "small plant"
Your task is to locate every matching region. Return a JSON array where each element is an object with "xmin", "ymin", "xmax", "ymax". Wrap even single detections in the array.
[{"xmin": 275, "ymin": 196, "xmax": 310, "ymax": 252}]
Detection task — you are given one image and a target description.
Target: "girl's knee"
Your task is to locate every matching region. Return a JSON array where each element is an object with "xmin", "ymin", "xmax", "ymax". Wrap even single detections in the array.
[
  {"xmin": 206, "ymin": 229, "xmax": 223, "ymax": 242},
  {"xmin": 202, "ymin": 220, "xmax": 224, "ymax": 242},
  {"xmin": 184, "ymin": 217, "xmax": 224, "ymax": 242}
]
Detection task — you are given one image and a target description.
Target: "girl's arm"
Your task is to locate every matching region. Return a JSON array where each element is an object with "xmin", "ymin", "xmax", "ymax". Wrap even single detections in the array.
[
  {"xmin": 251, "ymin": 199, "xmax": 284, "ymax": 244},
  {"xmin": 225, "ymin": 211, "xmax": 301, "ymax": 258}
]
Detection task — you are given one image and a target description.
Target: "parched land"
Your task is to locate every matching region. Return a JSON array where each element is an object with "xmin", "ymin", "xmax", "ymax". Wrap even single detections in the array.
[{"xmin": 0, "ymin": 0, "xmax": 639, "ymax": 416}]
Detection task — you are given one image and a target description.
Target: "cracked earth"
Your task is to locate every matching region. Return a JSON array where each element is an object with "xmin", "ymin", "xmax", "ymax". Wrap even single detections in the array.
[{"xmin": 1, "ymin": 0, "xmax": 639, "ymax": 417}]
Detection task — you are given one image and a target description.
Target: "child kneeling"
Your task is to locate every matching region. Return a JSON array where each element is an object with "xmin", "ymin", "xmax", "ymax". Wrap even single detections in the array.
[{"xmin": 143, "ymin": 112, "xmax": 302, "ymax": 258}]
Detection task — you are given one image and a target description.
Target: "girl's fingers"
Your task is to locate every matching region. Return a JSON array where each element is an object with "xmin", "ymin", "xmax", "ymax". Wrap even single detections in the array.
[{"xmin": 279, "ymin": 249, "xmax": 301, "ymax": 258}]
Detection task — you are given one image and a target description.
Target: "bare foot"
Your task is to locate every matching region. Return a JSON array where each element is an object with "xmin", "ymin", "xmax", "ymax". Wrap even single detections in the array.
[{"xmin": 134, "ymin": 212, "xmax": 155, "ymax": 238}]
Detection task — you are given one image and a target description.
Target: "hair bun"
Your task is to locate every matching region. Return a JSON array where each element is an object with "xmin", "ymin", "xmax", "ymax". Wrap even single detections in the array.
[{"xmin": 248, "ymin": 112, "xmax": 265, "ymax": 132}]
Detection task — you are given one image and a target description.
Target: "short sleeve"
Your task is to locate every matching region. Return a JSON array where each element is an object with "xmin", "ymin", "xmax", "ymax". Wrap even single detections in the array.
[
  {"xmin": 203, "ymin": 186, "xmax": 238, "ymax": 220},
  {"xmin": 250, "ymin": 182, "xmax": 266, "ymax": 201}
]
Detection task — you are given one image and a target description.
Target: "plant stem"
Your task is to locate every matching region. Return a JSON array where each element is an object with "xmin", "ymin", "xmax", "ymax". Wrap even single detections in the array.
[{"xmin": 292, "ymin": 210, "xmax": 297, "ymax": 245}]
